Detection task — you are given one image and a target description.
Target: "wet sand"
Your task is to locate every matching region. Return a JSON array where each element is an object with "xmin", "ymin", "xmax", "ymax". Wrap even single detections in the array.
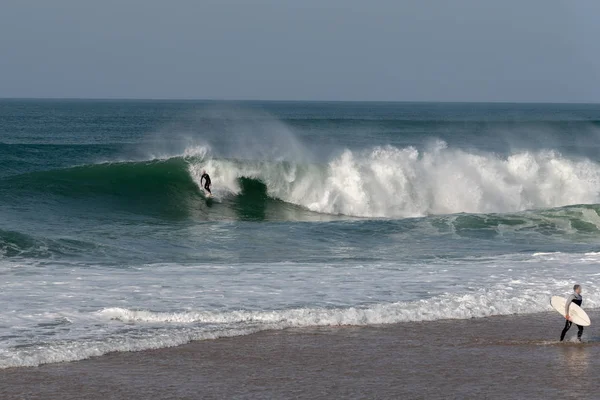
[{"xmin": 1, "ymin": 311, "xmax": 599, "ymax": 400}]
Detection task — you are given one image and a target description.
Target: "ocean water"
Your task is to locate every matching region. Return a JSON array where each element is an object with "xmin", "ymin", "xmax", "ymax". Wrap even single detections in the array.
[{"xmin": 2, "ymin": 100, "xmax": 600, "ymax": 368}]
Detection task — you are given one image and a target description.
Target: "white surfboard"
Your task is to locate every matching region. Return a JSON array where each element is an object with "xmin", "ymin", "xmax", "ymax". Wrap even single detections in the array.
[{"xmin": 550, "ymin": 296, "xmax": 591, "ymax": 326}]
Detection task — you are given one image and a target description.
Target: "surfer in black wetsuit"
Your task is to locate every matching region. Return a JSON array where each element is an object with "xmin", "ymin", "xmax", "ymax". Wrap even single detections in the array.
[
  {"xmin": 200, "ymin": 170, "xmax": 212, "ymax": 194},
  {"xmin": 560, "ymin": 284, "xmax": 584, "ymax": 342}
]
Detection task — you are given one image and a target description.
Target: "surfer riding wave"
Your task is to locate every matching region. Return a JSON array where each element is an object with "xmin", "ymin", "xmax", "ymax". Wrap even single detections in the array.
[{"xmin": 200, "ymin": 170, "xmax": 212, "ymax": 195}]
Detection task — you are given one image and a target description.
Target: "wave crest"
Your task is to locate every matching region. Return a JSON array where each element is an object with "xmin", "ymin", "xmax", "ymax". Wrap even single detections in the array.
[
  {"xmin": 4, "ymin": 142, "xmax": 600, "ymax": 220},
  {"xmin": 192, "ymin": 143, "xmax": 600, "ymax": 218}
]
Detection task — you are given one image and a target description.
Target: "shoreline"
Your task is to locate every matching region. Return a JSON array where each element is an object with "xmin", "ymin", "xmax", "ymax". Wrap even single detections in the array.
[{"xmin": 2, "ymin": 310, "xmax": 599, "ymax": 399}]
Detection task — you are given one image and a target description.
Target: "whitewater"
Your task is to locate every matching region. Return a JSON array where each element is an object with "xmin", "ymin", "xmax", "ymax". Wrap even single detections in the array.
[
  {"xmin": 2, "ymin": 252, "xmax": 600, "ymax": 368},
  {"xmin": 190, "ymin": 142, "xmax": 600, "ymax": 218},
  {"xmin": 2, "ymin": 100, "xmax": 600, "ymax": 369}
]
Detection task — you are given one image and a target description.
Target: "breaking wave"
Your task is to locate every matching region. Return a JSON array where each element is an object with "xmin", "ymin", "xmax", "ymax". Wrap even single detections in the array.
[{"xmin": 3, "ymin": 142, "xmax": 600, "ymax": 220}]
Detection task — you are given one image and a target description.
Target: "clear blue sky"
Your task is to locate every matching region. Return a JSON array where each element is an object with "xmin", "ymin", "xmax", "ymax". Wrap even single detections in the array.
[{"xmin": 1, "ymin": 0, "xmax": 598, "ymax": 102}]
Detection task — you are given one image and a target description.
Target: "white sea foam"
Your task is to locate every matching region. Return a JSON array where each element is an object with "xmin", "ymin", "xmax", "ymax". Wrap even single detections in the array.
[
  {"xmin": 2, "ymin": 275, "xmax": 600, "ymax": 368},
  {"xmin": 1, "ymin": 289, "xmax": 597, "ymax": 368},
  {"xmin": 188, "ymin": 142, "xmax": 600, "ymax": 218},
  {"xmin": 2, "ymin": 250, "xmax": 600, "ymax": 369},
  {"xmin": 95, "ymin": 290, "xmax": 567, "ymax": 327}
]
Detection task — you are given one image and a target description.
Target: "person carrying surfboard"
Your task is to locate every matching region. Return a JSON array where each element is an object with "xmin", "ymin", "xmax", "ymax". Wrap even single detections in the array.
[
  {"xmin": 201, "ymin": 170, "xmax": 212, "ymax": 195},
  {"xmin": 560, "ymin": 284, "xmax": 584, "ymax": 342}
]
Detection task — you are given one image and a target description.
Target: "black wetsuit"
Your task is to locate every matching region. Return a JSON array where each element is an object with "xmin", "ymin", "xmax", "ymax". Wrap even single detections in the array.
[
  {"xmin": 201, "ymin": 173, "xmax": 211, "ymax": 194},
  {"xmin": 560, "ymin": 294, "xmax": 583, "ymax": 341}
]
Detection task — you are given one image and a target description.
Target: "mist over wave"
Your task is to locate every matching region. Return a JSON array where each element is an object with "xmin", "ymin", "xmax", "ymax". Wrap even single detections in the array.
[{"xmin": 4, "ymin": 106, "xmax": 600, "ymax": 219}]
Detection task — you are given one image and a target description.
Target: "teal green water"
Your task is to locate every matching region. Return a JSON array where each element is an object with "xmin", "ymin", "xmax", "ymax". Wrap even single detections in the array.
[{"xmin": 2, "ymin": 100, "xmax": 600, "ymax": 263}]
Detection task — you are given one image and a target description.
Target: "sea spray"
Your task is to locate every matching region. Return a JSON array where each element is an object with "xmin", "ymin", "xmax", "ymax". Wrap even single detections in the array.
[
  {"xmin": 188, "ymin": 142, "xmax": 600, "ymax": 218},
  {"xmin": 4, "ymin": 143, "xmax": 600, "ymax": 219}
]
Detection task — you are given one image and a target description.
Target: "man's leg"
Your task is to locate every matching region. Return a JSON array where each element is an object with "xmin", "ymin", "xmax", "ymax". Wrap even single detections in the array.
[
  {"xmin": 560, "ymin": 320, "xmax": 572, "ymax": 341},
  {"xmin": 577, "ymin": 324, "xmax": 584, "ymax": 341}
]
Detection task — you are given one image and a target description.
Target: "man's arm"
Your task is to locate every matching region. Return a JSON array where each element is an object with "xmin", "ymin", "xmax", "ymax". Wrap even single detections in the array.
[{"xmin": 565, "ymin": 294, "xmax": 575, "ymax": 317}]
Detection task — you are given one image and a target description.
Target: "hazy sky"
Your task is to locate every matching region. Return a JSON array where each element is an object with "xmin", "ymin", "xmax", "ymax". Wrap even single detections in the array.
[{"xmin": 1, "ymin": 0, "xmax": 599, "ymax": 102}]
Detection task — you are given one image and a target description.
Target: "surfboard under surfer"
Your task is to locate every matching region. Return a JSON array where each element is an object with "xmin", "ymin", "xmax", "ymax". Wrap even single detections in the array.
[
  {"xmin": 201, "ymin": 170, "xmax": 212, "ymax": 195},
  {"xmin": 560, "ymin": 284, "xmax": 584, "ymax": 342}
]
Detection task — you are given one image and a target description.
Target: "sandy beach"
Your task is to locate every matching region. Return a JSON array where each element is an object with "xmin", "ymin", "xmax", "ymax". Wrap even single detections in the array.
[{"xmin": 1, "ymin": 310, "xmax": 598, "ymax": 400}]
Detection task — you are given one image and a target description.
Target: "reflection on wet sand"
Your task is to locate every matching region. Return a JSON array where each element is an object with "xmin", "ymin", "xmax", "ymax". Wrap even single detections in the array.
[{"xmin": 559, "ymin": 344, "xmax": 589, "ymax": 374}]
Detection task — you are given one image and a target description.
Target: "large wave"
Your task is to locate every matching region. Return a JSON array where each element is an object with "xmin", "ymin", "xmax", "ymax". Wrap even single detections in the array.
[{"xmin": 3, "ymin": 142, "xmax": 600, "ymax": 220}]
